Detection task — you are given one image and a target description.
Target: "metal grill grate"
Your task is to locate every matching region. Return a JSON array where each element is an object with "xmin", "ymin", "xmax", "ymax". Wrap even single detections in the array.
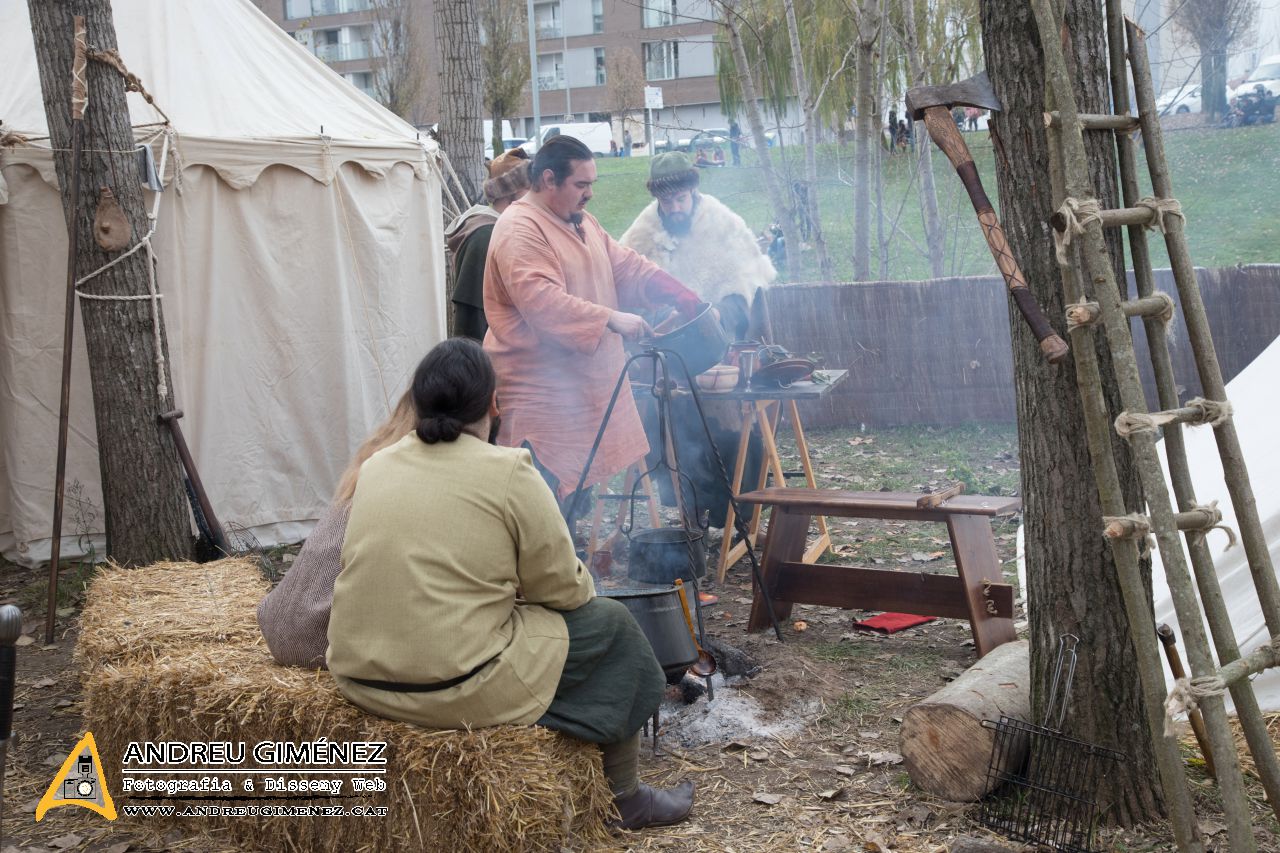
[{"xmin": 978, "ymin": 715, "xmax": 1124, "ymax": 852}]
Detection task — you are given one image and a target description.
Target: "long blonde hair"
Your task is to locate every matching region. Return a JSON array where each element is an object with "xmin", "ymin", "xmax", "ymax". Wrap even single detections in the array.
[{"xmin": 333, "ymin": 390, "xmax": 418, "ymax": 503}]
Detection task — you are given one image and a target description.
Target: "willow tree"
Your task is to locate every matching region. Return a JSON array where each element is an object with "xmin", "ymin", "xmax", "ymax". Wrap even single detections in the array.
[
  {"xmin": 716, "ymin": 0, "xmax": 858, "ymax": 280},
  {"xmin": 1175, "ymin": 0, "xmax": 1257, "ymax": 119},
  {"xmin": 479, "ymin": 0, "xmax": 530, "ymax": 158}
]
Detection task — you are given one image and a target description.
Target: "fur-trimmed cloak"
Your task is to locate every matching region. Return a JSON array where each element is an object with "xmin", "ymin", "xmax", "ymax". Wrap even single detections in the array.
[{"xmin": 619, "ymin": 193, "xmax": 776, "ymax": 304}]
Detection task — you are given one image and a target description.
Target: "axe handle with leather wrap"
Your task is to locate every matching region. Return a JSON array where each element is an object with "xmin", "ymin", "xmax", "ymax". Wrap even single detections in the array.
[{"xmin": 921, "ymin": 107, "xmax": 1069, "ymax": 364}]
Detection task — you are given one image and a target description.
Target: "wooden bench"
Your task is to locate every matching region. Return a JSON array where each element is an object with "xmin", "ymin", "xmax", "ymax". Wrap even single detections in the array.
[{"xmin": 737, "ymin": 488, "xmax": 1021, "ymax": 656}]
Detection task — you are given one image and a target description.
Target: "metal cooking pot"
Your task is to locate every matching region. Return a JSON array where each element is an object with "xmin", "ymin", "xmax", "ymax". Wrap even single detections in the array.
[
  {"xmin": 598, "ymin": 586, "xmax": 699, "ymax": 679},
  {"xmin": 647, "ymin": 302, "xmax": 730, "ymax": 377},
  {"xmin": 627, "ymin": 526, "xmax": 707, "ymax": 585}
]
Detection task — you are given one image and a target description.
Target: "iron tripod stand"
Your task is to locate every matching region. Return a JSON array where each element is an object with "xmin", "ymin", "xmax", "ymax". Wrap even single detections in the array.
[{"xmin": 564, "ymin": 345, "xmax": 787, "ymax": 647}]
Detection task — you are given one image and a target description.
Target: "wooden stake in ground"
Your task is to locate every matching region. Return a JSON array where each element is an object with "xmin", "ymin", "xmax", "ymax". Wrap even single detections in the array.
[{"xmin": 28, "ymin": 0, "xmax": 191, "ymax": 577}]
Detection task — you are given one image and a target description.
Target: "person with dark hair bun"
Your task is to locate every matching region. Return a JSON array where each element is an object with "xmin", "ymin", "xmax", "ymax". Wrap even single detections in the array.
[
  {"xmin": 484, "ymin": 135, "xmax": 704, "ymax": 509},
  {"xmin": 328, "ymin": 337, "xmax": 695, "ymax": 831}
]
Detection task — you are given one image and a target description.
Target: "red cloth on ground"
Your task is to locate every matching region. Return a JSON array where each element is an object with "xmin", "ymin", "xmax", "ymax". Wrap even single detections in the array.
[{"xmin": 852, "ymin": 612, "xmax": 936, "ymax": 634}]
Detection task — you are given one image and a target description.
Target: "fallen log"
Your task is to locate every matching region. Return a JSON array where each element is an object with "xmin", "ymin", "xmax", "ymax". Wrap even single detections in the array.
[{"xmin": 900, "ymin": 639, "xmax": 1029, "ymax": 801}]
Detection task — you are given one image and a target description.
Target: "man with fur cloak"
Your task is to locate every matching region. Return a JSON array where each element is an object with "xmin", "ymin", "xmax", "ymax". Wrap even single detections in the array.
[{"xmin": 619, "ymin": 152, "xmax": 776, "ymax": 323}]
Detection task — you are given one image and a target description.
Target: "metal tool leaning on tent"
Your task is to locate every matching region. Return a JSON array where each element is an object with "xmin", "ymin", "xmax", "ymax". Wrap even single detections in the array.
[
  {"xmin": 159, "ymin": 409, "xmax": 231, "ymax": 557},
  {"xmin": 0, "ymin": 604, "xmax": 22, "ymax": 827},
  {"xmin": 905, "ymin": 72, "xmax": 1070, "ymax": 365}
]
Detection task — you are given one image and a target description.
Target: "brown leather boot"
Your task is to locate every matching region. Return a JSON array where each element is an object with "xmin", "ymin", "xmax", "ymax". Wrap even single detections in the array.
[{"xmin": 611, "ymin": 781, "xmax": 695, "ymax": 830}]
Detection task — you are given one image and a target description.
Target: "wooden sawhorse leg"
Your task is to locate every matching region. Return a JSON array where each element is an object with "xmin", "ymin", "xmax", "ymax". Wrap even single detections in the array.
[{"xmin": 746, "ymin": 506, "xmax": 811, "ymax": 632}]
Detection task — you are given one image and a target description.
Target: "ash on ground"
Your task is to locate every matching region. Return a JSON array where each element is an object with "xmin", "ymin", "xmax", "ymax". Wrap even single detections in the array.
[{"xmin": 657, "ymin": 674, "xmax": 821, "ymax": 746}]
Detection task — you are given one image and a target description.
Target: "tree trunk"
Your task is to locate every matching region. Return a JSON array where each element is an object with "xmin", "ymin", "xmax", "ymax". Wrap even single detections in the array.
[
  {"xmin": 782, "ymin": 0, "xmax": 834, "ymax": 282},
  {"xmin": 1202, "ymin": 46, "xmax": 1229, "ymax": 120},
  {"xmin": 874, "ymin": 0, "xmax": 890, "ymax": 280},
  {"xmin": 436, "ymin": 0, "xmax": 485, "ymax": 203},
  {"xmin": 28, "ymin": 0, "xmax": 191, "ymax": 565},
  {"xmin": 899, "ymin": 0, "xmax": 946, "ymax": 279},
  {"xmin": 853, "ymin": 35, "xmax": 876, "ymax": 281},
  {"xmin": 901, "ymin": 640, "xmax": 1030, "ymax": 801},
  {"xmin": 980, "ymin": 0, "xmax": 1162, "ymax": 824},
  {"xmin": 721, "ymin": 0, "xmax": 801, "ymax": 281}
]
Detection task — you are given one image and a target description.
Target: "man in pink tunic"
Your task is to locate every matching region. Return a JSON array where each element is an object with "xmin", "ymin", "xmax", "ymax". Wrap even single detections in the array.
[{"xmin": 484, "ymin": 136, "xmax": 701, "ymax": 505}]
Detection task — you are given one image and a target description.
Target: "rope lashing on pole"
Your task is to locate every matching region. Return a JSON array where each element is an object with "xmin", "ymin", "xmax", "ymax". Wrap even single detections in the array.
[
  {"xmin": 1182, "ymin": 500, "xmax": 1239, "ymax": 550},
  {"xmin": 1135, "ymin": 195, "xmax": 1185, "ymax": 233},
  {"xmin": 1052, "ymin": 196, "xmax": 1102, "ymax": 265},
  {"xmin": 1113, "ymin": 397, "xmax": 1234, "ymax": 439}
]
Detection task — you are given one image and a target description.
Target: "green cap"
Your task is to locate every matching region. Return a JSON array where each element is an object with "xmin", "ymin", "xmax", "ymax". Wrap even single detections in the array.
[{"xmin": 646, "ymin": 152, "xmax": 699, "ymax": 197}]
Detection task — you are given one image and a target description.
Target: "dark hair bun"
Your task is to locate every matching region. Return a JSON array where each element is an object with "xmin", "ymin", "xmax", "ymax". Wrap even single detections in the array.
[{"xmin": 416, "ymin": 415, "xmax": 463, "ymax": 444}]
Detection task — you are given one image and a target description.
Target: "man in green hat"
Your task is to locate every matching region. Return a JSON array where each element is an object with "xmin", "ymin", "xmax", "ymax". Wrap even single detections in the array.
[{"xmin": 620, "ymin": 151, "xmax": 776, "ymax": 316}]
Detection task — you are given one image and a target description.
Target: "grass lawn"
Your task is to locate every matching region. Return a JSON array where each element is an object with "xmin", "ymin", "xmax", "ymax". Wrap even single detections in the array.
[{"xmin": 589, "ymin": 121, "xmax": 1280, "ymax": 283}]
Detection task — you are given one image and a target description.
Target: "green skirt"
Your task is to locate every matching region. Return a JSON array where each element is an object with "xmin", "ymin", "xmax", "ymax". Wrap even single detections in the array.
[{"xmin": 537, "ymin": 597, "xmax": 665, "ymax": 745}]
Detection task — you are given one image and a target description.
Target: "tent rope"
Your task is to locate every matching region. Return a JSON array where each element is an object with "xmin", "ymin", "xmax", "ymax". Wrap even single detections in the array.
[{"xmin": 74, "ymin": 128, "xmax": 177, "ymax": 403}]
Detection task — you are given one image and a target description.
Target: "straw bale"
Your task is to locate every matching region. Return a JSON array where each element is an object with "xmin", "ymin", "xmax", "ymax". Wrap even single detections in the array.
[
  {"xmin": 78, "ymin": 560, "xmax": 615, "ymax": 851},
  {"xmin": 77, "ymin": 557, "xmax": 270, "ymax": 668}
]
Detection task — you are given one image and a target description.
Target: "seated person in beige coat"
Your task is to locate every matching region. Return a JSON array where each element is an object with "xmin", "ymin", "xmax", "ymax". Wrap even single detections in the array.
[
  {"xmin": 256, "ymin": 390, "xmax": 417, "ymax": 669},
  {"xmin": 327, "ymin": 338, "xmax": 695, "ymax": 830}
]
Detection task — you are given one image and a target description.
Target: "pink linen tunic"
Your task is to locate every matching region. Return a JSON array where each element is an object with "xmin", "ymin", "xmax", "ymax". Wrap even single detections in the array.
[{"xmin": 483, "ymin": 197, "xmax": 664, "ymax": 496}]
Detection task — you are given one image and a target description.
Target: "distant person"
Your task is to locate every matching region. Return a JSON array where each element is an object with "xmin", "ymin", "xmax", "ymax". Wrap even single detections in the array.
[
  {"xmin": 444, "ymin": 149, "xmax": 532, "ymax": 340},
  {"xmin": 965, "ymin": 107, "xmax": 981, "ymax": 131},
  {"xmin": 895, "ymin": 119, "xmax": 909, "ymax": 153},
  {"xmin": 729, "ymin": 119, "xmax": 742, "ymax": 166},
  {"xmin": 623, "ymin": 128, "xmax": 633, "ymax": 157},
  {"xmin": 620, "ymin": 151, "xmax": 775, "ymax": 308},
  {"xmin": 610, "ymin": 138, "xmax": 618, "ymax": 157}
]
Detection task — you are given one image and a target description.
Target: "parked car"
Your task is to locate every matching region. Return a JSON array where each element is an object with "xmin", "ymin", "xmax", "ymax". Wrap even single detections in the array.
[
  {"xmin": 686, "ymin": 128, "xmax": 731, "ymax": 152},
  {"xmin": 519, "ymin": 122, "xmax": 614, "ymax": 156},
  {"xmin": 1156, "ymin": 84, "xmax": 1202, "ymax": 115},
  {"xmin": 1230, "ymin": 54, "xmax": 1280, "ymax": 103},
  {"xmin": 502, "ymin": 138, "xmax": 527, "ymax": 151}
]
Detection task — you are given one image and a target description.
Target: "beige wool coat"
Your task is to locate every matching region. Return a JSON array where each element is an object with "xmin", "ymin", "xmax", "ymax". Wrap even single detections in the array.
[{"xmin": 327, "ymin": 432, "xmax": 596, "ymax": 729}]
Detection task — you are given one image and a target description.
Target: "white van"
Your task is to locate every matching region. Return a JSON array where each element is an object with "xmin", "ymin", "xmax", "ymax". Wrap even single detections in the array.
[{"xmin": 520, "ymin": 122, "xmax": 614, "ymax": 157}]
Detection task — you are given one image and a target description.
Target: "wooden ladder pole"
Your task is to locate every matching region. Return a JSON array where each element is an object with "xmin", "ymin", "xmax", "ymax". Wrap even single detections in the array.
[
  {"xmin": 1035, "ymin": 0, "xmax": 1251, "ymax": 848},
  {"xmin": 1113, "ymin": 13, "xmax": 1280, "ymax": 819},
  {"xmin": 1126, "ymin": 20, "xmax": 1280, "ymax": 637}
]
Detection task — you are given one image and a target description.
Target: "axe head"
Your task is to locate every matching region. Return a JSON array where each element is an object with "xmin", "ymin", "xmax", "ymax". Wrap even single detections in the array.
[{"xmin": 905, "ymin": 70, "xmax": 1001, "ymax": 120}]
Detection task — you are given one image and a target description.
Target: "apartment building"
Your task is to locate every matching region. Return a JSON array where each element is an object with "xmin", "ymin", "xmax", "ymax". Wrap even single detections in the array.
[{"xmin": 257, "ymin": 0, "xmax": 761, "ymax": 145}]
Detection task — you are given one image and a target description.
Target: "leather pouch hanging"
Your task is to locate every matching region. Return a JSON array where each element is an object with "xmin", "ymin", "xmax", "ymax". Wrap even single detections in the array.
[{"xmin": 93, "ymin": 186, "xmax": 132, "ymax": 251}]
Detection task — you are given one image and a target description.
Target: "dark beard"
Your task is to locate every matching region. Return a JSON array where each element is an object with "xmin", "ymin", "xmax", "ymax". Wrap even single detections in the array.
[
  {"xmin": 568, "ymin": 211, "xmax": 584, "ymax": 226},
  {"xmin": 658, "ymin": 198, "xmax": 698, "ymax": 237},
  {"xmin": 487, "ymin": 414, "xmax": 503, "ymax": 445}
]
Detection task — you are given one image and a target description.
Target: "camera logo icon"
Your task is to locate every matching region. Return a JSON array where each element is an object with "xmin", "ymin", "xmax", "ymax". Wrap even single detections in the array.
[{"xmin": 37, "ymin": 732, "xmax": 117, "ymax": 822}]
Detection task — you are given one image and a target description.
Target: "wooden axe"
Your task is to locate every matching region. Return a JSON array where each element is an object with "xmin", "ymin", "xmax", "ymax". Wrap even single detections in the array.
[{"xmin": 906, "ymin": 72, "xmax": 1070, "ymax": 364}]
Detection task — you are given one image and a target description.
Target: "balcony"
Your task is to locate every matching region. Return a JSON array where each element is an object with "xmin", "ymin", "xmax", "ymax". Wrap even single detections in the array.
[
  {"xmin": 286, "ymin": 0, "xmax": 372, "ymax": 19},
  {"xmin": 316, "ymin": 40, "xmax": 373, "ymax": 62},
  {"xmin": 537, "ymin": 74, "xmax": 566, "ymax": 91},
  {"xmin": 536, "ymin": 24, "xmax": 562, "ymax": 39}
]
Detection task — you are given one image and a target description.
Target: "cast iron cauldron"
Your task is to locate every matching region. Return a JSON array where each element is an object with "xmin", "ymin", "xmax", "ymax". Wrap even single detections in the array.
[
  {"xmin": 627, "ymin": 527, "xmax": 707, "ymax": 586},
  {"xmin": 598, "ymin": 586, "xmax": 698, "ymax": 680},
  {"xmin": 645, "ymin": 302, "xmax": 730, "ymax": 377}
]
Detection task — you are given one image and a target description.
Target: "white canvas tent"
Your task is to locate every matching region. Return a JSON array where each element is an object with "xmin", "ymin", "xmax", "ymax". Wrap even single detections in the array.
[
  {"xmin": 0, "ymin": 0, "xmax": 447, "ymax": 564},
  {"xmin": 1151, "ymin": 334, "xmax": 1280, "ymax": 712}
]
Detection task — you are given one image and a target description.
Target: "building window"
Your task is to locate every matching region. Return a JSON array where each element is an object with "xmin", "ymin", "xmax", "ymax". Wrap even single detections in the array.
[
  {"xmin": 345, "ymin": 71, "xmax": 374, "ymax": 98},
  {"xmin": 595, "ymin": 47, "xmax": 606, "ymax": 86},
  {"xmin": 285, "ymin": 0, "xmax": 371, "ymax": 19},
  {"xmin": 534, "ymin": 1, "xmax": 562, "ymax": 39},
  {"xmin": 643, "ymin": 41, "xmax": 678, "ymax": 81},
  {"xmin": 643, "ymin": 0, "xmax": 677, "ymax": 28},
  {"xmin": 592, "ymin": 0, "xmax": 604, "ymax": 33},
  {"xmin": 537, "ymin": 51, "xmax": 565, "ymax": 90}
]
